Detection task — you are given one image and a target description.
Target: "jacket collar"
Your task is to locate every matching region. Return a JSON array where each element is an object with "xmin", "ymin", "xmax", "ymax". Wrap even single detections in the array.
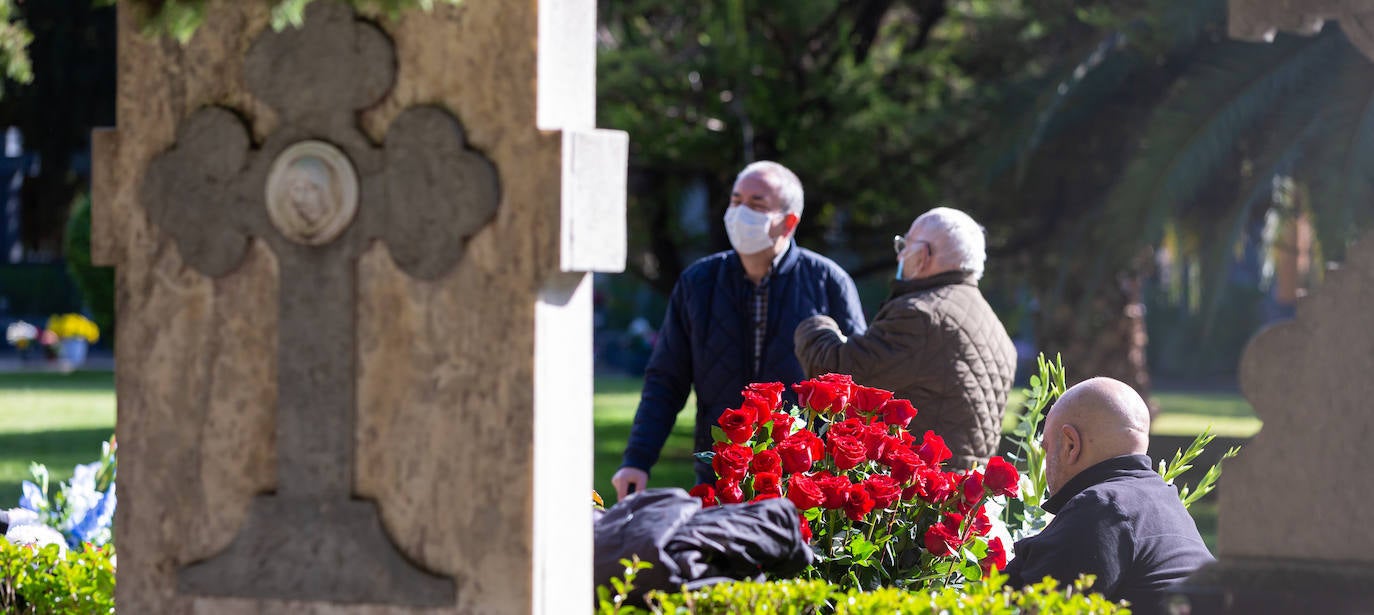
[
  {"xmin": 1043, "ymin": 454, "xmax": 1153, "ymax": 514},
  {"xmin": 727, "ymin": 238, "xmax": 801, "ymax": 279},
  {"xmin": 888, "ymin": 269, "xmax": 975, "ymax": 298}
]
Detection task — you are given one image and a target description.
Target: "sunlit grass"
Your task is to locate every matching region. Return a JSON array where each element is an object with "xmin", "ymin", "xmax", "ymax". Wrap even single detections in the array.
[{"xmin": 0, "ymin": 371, "xmax": 117, "ymax": 506}]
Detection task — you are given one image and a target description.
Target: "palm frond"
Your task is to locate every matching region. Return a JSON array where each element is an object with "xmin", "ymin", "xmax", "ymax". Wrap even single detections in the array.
[
  {"xmin": 1304, "ymin": 35, "xmax": 1374, "ymax": 260},
  {"xmin": 1101, "ymin": 30, "xmax": 1344, "ymax": 257}
]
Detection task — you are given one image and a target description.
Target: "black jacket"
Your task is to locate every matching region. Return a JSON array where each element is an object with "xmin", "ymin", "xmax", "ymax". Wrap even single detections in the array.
[
  {"xmin": 620, "ymin": 241, "xmax": 866, "ymax": 481},
  {"xmin": 593, "ymin": 489, "xmax": 813, "ymax": 607},
  {"xmin": 1005, "ymin": 455, "xmax": 1215, "ymax": 615}
]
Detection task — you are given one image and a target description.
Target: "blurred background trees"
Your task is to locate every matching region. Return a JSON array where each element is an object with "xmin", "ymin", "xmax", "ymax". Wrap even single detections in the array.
[
  {"xmin": 1, "ymin": 0, "xmax": 1371, "ymax": 391},
  {"xmin": 597, "ymin": 0, "xmax": 1374, "ymax": 394}
]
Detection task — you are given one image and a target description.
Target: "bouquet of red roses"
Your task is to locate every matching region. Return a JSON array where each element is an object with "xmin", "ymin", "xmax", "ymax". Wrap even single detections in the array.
[{"xmin": 690, "ymin": 374, "xmax": 1022, "ymax": 589}]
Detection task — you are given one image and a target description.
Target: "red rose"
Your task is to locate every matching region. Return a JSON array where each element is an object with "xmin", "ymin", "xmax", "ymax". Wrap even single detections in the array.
[
  {"xmin": 716, "ymin": 478, "xmax": 744, "ymax": 504},
  {"xmin": 923, "ymin": 521, "xmax": 962, "ymax": 556},
  {"xmin": 689, "ymin": 483, "xmax": 716, "ymax": 507},
  {"xmin": 860, "ymin": 423, "xmax": 890, "ymax": 462},
  {"xmin": 981, "ymin": 537, "xmax": 1007, "ymax": 574},
  {"xmin": 798, "ymin": 514, "xmax": 813, "ymax": 542},
  {"xmin": 826, "ymin": 418, "xmax": 866, "ymax": 440},
  {"xmin": 798, "ymin": 429, "xmax": 825, "ymax": 460},
  {"xmin": 925, "ymin": 470, "xmax": 958, "ymax": 503},
  {"xmin": 901, "ymin": 483, "xmax": 921, "ymax": 501},
  {"xmin": 849, "ymin": 385, "xmax": 895, "ymax": 416},
  {"xmin": 880, "ymin": 398, "xmax": 918, "ymax": 428},
  {"xmin": 741, "ymin": 391, "xmax": 773, "ymax": 425},
  {"xmin": 753, "ymin": 471, "xmax": 782, "ymax": 496},
  {"xmin": 969, "ymin": 506, "xmax": 992, "ymax": 536},
  {"xmin": 863, "ymin": 475, "xmax": 902, "ymax": 509},
  {"xmin": 712, "ymin": 442, "xmax": 754, "ymax": 481},
  {"xmin": 769, "ymin": 412, "xmax": 796, "ymax": 442},
  {"xmin": 817, "ymin": 472, "xmax": 851, "ymax": 509},
  {"xmin": 843, "ymin": 483, "xmax": 875, "ymax": 522},
  {"xmin": 886, "ymin": 448, "xmax": 925, "ymax": 483},
  {"xmin": 794, "ymin": 375, "xmax": 850, "ymax": 415},
  {"xmin": 893, "ymin": 429, "xmax": 916, "ymax": 448},
  {"xmin": 747, "ymin": 382, "xmax": 786, "ymax": 413},
  {"xmin": 786, "ymin": 473, "xmax": 826, "ymax": 510},
  {"xmin": 751, "ymin": 449, "xmax": 782, "ymax": 475},
  {"xmin": 776, "ymin": 434, "xmax": 816, "ymax": 474},
  {"xmin": 961, "ymin": 470, "xmax": 985, "ymax": 503},
  {"xmin": 916, "ymin": 430, "xmax": 953, "ymax": 467},
  {"xmin": 750, "ymin": 492, "xmax": 781, "ymax": 502},
  {"xmin": 717, "ymin": 407, "xmax": 756, "ymax": 444},
  {"xmin": 829, "ymin": 435, "xmax": 867, "ymax": 471},
  {"xmin": 984, "ymin": 456, "xmax": 1020, "ymax": 498}
]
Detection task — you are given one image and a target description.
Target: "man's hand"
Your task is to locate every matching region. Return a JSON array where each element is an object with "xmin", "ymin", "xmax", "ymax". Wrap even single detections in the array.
[{"xmin": 611, "ymin": 467, "xmax": 649, "ymax": 502}]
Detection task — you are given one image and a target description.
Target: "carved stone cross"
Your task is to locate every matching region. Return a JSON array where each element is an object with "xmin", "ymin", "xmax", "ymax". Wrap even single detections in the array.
[{"xmin": 139, "ymin": 3, "xmax": 496, "ymax": 605}]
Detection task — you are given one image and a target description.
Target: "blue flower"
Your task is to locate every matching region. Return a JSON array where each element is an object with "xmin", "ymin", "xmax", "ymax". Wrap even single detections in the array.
[
  {"xmin": 69, "ymin": 484, "xmax": 116, "ymax": 547},
  {"xmin": 19, "ymin": 480, "xmax": 46, "ymax": 512}
]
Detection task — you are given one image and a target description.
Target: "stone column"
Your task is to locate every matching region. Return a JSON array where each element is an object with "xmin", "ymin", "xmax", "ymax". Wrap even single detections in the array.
[
  {"xmin": 91, "ymin": 0, "xmax": 626, "ymax": 612},
  {"xmin": 1171, "ymin": 233, "xmax": 1374, "ymax": 610}
]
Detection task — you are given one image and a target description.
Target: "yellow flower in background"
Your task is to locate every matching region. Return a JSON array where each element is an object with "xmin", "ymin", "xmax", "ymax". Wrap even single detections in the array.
[{"xmin": 46, "ymin": 313, "xmax": 100, "ymax": 343}]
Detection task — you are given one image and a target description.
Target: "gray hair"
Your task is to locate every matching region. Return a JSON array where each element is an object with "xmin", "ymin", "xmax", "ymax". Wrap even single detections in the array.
[
  {"xmin": 914, "ymin": 206, "xmax": 986, "ymax": 281},
  {"xmin": 737, "ymin": 161, "xmax": 804, "ymax": 218}
]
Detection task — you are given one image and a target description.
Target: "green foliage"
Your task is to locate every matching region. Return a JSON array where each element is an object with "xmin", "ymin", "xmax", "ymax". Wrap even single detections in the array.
[
  {"xmin": 0, "ymin": 541, "xmax": 115, "ymax": 615},
  {"xmin": 63, "ymin": 194, "xmax": 115, "ymax": 346},
  {"xmin": 0, "ymin": 0, "xmax": 33, "ymax": 89},
  {"xmin": 1158, "ymin": 428, "xmax": 1241, "ymax": 510},
  {"xmin": 597, "ymin": 557, "xmax": 653, "ymax": 615},
  {"xmin": 120, "ymin": 0, "xmax": 463, "ymax": 43},
  {"xmin": 1002, "ymin": 354, "xmax": 1066, "ymax": 539},
  {"xmin": 598, "ymin": 573, "xmax": 1128, "ymax": 614}
]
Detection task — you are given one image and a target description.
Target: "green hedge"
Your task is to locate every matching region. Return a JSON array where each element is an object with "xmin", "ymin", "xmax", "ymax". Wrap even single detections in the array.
[
  {"xmin": 599, "ymin": 562, "xmax": 1129, "ymax": 614},
  {"xmin": 0, "ymin": 541, "xmax": 115, "ymax": 614}
]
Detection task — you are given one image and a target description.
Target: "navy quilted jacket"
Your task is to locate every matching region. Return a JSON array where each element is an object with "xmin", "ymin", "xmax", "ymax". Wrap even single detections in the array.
[{"xmin": 621, "ymin": 241, "xmax": 867, "ymax": 481}]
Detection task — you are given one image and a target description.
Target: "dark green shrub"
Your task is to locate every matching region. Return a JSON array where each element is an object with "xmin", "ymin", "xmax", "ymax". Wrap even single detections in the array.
[{"xmin": 62, "ymin": 193, "xmax": 114, "ymax": 346}]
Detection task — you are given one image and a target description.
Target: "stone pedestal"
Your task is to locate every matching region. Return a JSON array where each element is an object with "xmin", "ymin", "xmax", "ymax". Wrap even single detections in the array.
[
  {"xmin": 92, "ymin": 0, "xmax": 626, "ymax": 612},
  {"xmin": 1171, "ymin": 227, "xmax": 1374, "ymax": 611}
]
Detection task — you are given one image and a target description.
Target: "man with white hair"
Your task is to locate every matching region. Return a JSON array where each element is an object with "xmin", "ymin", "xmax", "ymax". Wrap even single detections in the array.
[
  {"xmin": 794, "ymin": 207, "xmax": 1016, "ymax": 468},
  {"xmin": 612, "ymin": 161, "xmax": 867, "ymax": 499},
  {"xmin": 1004, "ymin": 377, "xmax": 1213, "ymax": 614}
]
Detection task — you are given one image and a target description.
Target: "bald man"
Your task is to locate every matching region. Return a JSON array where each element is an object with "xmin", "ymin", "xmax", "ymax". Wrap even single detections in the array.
[{"xmin": 1004, "ymin": 377, "xmax": 1213, "ymax": 615}]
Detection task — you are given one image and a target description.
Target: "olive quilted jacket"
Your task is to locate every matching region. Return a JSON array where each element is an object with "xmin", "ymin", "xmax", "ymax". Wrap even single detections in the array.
[{"xmin": 794, "ymin": 270, "xmax": 1017, "ymax": 469}]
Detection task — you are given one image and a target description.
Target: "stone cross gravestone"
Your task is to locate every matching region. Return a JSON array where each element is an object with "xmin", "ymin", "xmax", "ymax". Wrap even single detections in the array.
[
  {"xmin": 1174, "ymin": 227, "xmax": 1374, "ymax": 611},
  {"xmin": 92, "ymin": 0, "xmax": 626, "ymax": 612}
]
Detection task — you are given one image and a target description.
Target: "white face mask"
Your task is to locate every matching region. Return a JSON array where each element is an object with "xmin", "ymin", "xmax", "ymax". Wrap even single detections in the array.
[{"xmin": 723, "ymin": 206, "xmax": 780, "ymax": 255}]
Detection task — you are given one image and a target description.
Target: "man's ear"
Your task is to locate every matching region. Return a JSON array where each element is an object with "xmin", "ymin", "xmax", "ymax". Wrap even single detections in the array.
[
  {"xmin": 782, "ymin": 213, "xmax": 800, "ymax": 235},
  {"xmin": 1061, "ymin": 424, "xmax": 1082, "ymax": 464}
]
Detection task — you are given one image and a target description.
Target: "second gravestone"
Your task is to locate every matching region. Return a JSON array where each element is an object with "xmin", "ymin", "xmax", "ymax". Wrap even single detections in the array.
[{"xmin": 92, "ymin": 0, "xmax": 626, "ymax": 612}]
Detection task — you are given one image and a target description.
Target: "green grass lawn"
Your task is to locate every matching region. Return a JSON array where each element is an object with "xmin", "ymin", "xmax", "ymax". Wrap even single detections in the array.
[
  {"xmin": 1, "ymin": 370, "xmax": 1247, "ymax": 551},
  {"xmin": 0, "ymin": 371, "xmax": 117, "ymax": 507}
]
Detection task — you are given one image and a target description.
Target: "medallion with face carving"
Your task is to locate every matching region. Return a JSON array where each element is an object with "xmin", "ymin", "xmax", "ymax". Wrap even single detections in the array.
[{"xmin": 265, "ymin": 140, "xmax": 359, "ymax": 245}]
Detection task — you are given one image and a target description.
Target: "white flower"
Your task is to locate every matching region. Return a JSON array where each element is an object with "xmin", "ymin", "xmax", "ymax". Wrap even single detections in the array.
[
  {"xmin": 5, "ymin": 321, "xmax": 37, "ymax": 345},
  {"xmin": 5, "ymin": 524, "xmax": 68, "ymax": 556}
]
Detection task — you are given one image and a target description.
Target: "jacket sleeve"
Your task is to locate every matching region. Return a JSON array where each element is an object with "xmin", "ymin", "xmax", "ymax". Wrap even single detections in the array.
[
  {"xmin": 828, "ymin": 269, "xmax": 867, "ymax": 336},
  {"xmin": 793, "ymin": 304, "xmax": 932, "ymax": 384},
  {"xmin": 1004, "ymin": 500, "xmax": 1130, "ymax": 597},
  {"xmin": 621, "ymin": 279, "xmax": 695, "ymax": 473}
]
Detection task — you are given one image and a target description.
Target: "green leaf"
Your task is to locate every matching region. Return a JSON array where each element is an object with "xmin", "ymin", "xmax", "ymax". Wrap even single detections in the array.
[{"xmin": 710, "ymin": 425, "xmax": 729, "ymax": 444}]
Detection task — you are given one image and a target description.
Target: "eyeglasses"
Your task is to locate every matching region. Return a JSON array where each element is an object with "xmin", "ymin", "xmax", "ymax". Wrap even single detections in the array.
[{"xmin": 894, "ymin": 235, "xmax": 932, "ymax": 257}]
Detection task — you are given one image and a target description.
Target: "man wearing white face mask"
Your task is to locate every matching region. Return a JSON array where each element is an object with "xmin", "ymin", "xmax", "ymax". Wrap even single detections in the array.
[
  {"xmin": 612, "ymin": 161, "xmax": 867, "ymax": 499},
  {"xmin": 794, "ymin": 207, "xmax": 1016, "ymax": 469}
]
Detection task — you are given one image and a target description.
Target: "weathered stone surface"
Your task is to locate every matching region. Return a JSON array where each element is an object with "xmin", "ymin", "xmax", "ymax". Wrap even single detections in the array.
[
  {"xmin": 1220, "ymin": 230, "xmax": 1374, "ymax": 562},
  {"xmin": 1173, "ymin": 229, "xmax": 1374, "ymax": 611},
  {"xmin": 94, "ymin": 0, "xmax": 626, "ymax": 611},
  {"xmin": 1230, "ymin": 0, "xmax": 1374, "ymax": 61}
]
